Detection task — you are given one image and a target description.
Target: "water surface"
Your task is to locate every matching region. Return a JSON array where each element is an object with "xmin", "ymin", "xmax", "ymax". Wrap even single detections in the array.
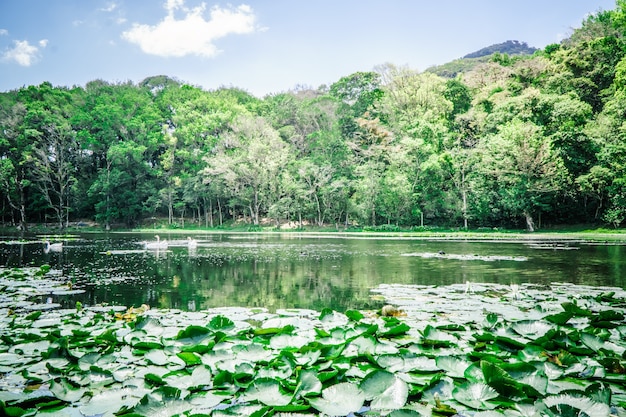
[{"xmin": 0, "ymin": 232, "xmax": 624, "ymax": 312}]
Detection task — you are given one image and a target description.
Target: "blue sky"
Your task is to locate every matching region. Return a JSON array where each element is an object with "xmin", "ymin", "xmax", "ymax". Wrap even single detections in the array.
[{"xmin": 0, "ymin": 0, "xmax": 618, "ymax": 97}]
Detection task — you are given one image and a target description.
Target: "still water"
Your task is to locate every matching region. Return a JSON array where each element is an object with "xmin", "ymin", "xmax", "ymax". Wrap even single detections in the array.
[{"xmin": 0, "ymin": 232, "xmax": 625, "ymax": 312}]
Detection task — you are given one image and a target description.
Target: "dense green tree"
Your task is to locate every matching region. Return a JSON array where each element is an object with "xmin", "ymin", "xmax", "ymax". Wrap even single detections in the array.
[
  {"xmin": 475, "ymin": 119, "xmax": 567, "ymax": 230},
  {"xmin": 2, "ymin": 3, "xmax": 626, "ymax": 230},
  {"xmin": 203, "ymin": 116, "xmax": 292, "ymax": 225},
  {"xmin": 0, "ymin": 92, "xmax": 30, "ymax": 229}
]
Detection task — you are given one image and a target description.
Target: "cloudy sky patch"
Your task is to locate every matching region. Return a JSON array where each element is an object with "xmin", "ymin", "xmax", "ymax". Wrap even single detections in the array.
[
  {"xmin": 121, "ymin": 1, "xmax": 257, "ymax": 58},
  {"xmin": 3, "ymin": 38, "xmax": 47, "ymax": 66}
]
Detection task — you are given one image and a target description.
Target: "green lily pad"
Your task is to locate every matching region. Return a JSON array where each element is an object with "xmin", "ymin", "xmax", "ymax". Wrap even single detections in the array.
[
  {"xmin": 541, "ymin": 394, "xmax": 610, "ymax": 417},
  {"xmin": 241, "ymin": 377, "xmax": 292, "ymax": 406},
  {"xmin": 49, "ymin": 378, "xmax": 86, "ymax": 403},
  {"xmin": 145, "ymin": 349, "xmax": 169, "ymax": 366},
  {"xmin": 452, "ymin": 381, "xmax": 499, "ymax": 410},
  {"xmin": 294, "ymin": 369, "xmax": 322, "ymax": 398},
  {"xmin": 510, "ymin": 320, "xmax": 554, "ymax": 339},
  {"xmin": 436, "ymin": 356, "xmax": 472, "ymax": 378},
  {"xmin": 360, "ymin": 370, "xmax": 409, "ymax": 410},
  {"xmin": 79, "ymin": 387, "xmax": 147, "ymax": 416},
  {"xmin": 308, "ymin": 382, "xmax": 365, "ymax": 416}
]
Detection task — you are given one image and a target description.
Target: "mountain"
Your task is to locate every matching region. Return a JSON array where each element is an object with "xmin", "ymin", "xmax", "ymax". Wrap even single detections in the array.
[
  {"xmin": 426, "ymin": 40, "xmax": 538, "ymax": 78},
  {"xmin": 462, "ymin": 40, "xmax": 538, "ymax": 59}
]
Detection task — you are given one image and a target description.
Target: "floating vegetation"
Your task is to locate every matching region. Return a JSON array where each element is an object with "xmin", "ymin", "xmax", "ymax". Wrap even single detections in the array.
[
  {"xmin": 401, "ymin": 252, "xmax": 528, "ymax": 262},
  {"xmin": 526, "ymin": 243, "xmax": 580, "ymax": 250},
  {"xmin": 99, "ymin": 250, "xmax": 150, "ymax": 255},
  {"xmin": 0, "ymin": 267, "xmax": 625, "ymax": 416}
]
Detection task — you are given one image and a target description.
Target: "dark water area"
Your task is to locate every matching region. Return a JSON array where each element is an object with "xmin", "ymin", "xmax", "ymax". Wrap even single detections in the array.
[{"xmin": 0, "ymin": 232, "xmax": 624, "ymax": 312}]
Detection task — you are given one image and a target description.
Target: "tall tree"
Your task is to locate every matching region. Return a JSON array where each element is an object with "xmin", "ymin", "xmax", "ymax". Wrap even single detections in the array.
[
  {"xmin": 203, "ymin": 116, "xmax": 292, "ymax": 225},
  {"xmin": 0, "ymin": 93, "xmax": 30, "ymax": 229},
  {"xmin": 476, "ymin": 119, "xmax": 567, "ymax": 231}
]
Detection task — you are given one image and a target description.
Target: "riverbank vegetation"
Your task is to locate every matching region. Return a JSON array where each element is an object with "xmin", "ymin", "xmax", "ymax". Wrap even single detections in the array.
[
  {"xmin": 1, "ymin": 266, "xmax": 625, "ymax": 416},
  {"xmin": 3, "ymin": 4, "xmax": 626, "ymax": 233}
]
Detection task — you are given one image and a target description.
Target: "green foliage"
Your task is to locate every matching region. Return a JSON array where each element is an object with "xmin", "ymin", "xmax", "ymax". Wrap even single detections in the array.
[
  {"xmin": 2, "ymin": 6, "xmax": 626, "ymax": 230},
  {"xmin": 1, "ymin": 267, "xmax": 625, "ymax": 415}
]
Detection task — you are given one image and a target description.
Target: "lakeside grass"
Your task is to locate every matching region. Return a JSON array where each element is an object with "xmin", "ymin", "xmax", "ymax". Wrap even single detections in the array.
[
  {"xmin": 124, "ymin": 223, "xmax": 626, "ymax": 242},
  {"xmin": 4, "ymin": 222, "xmax": 626, "ymax": 242}
]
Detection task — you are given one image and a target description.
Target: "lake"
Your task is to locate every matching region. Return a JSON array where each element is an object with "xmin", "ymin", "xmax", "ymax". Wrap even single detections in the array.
[{"xmin": 0, "ymin": 232, "xmax": 624, "ymax": 312}]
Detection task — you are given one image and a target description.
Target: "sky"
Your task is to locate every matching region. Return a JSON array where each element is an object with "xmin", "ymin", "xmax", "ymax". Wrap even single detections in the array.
[{"xmin": 0, "ymin": 0, "xmax": 619, "ymax": 97}]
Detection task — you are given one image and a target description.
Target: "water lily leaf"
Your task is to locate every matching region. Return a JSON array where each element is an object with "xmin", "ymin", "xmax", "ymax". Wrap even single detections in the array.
[
  {"xmin": 464, "ymin": 362, "xmax": 485, "ymax": 383},
  {"xmin": 189, "ymin": 390, "xmax": 228, "ymax": 411},
  {"xmin": 541, "ymin": 394, "xmax": 610, "ymax": 417},
  {"xmin": 293, "ymin": 348, "xmax": 321, "ymax": 366},
  {"xmin": 481, "ymin": 361, "xmax": 526, "ymax": 398},
  {"xmin": 241, "ymin": 377, "xmax": 292, "ymax": 406},
  {"xmin": 208, "ymin": 315, "xmax": 235, "ymax": 332},
  {"xmin": 380, "ymin": 322, "xmax": 410, "ymax": 338},
  {"xmin": 387, "ymin": 410, "xmax": 423, "ymax": 417},
  {"xmin": 232, "ymin": 343, "xmax": 272, "ymax": 363},
  {"xmin": 164, "ymin": 365, "xmax": 213, "ymax": 391},
  {"xmin": 79, "ymin": 387, "xmax": 146, "ymax": 417},
  {"xmin": 77, "ymin": 352, "xmax": 101, "ymax": 371},
  {"xmin": 269, "ymin": 334, "xmax": 309, "ymax": 349},
  {"xmin": 294, "ymin": 369, "xmax": 322, "ymax": 398},
  {"xmin": 25, "ymin": 311, "xmax": 42, "ymax": 321},
  {"xmin": 145, "ymin": 349, "xmax": 169, "ymax": 366},
  {"xmin": 49, "ymin": 378, "xmax": 86, "ymax": 403},
  {"xmin": 211, "ymin": 404, "xmax": 265, "ymax": 416},
  {"xmin": 176, "ymin": 325, "xmax": 211, "ymax": 343},
  {"xmin": 545, "ymin": 311, "xmax": 574, "ymax": 325},
  {"xmin": 580, "ymin": 333, "xmax": 608, "ymax": 353},
  {"xmin": 345, "ymin": 309, "xmax": 364, "ymax": 321},
  {"xmin": 592, "ymin": 309, "xmax": 624, "ymax": 322},
  {"xmin": 133, "ymin": 388, "xmax": 190, "ymax": 417},
  {"xmin": 0, "ymin": 352, "xmax": 26, "ymax": 369},
  {"xmin": 378, "ymin": 354, "xmax": 437, "ymax": 373},
  {"xmin": 360, "ymin": 370, "xmax": 408, "ymax": 410},
  {"xmin": 133, "ymin": 341, "xmax": 163, "ymax": 350},
  {"xmin": 177, "ymin": 351, "xmax": 202, "ymax": 366},
  {"xmin": 510, "ymin": 320, "xmax": 554, "ymax": 340},
  {"xmin": 561, "ymin": 302, "xmax": 592, "ymax": 317},
  {"xmin": 436, "ymin": 356, "xmax": 472, "ymax": 378},
  {"xmin": 452, "ymin": 381, "xmax": 499, "ymax": 410},
  {"xmin": 308, "ymin": 382, "xmax": 365, "ymax": 416}
]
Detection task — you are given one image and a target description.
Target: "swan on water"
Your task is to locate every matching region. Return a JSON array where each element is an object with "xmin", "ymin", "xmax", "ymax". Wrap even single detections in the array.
[
  {"xmin": 187, "ymin": 237, "xmax": 198, "ymax": 248},
  {"xmin": 44, "ymin": 241, "xmax": 63, "ymax": 253},
  {"xmin": 145, "ymin": 235, "xmax": 168, "ymax": 250}
]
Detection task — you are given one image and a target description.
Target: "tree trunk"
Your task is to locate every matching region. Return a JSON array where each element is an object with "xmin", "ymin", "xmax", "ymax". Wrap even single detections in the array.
[
  {"xmin": 524, "ymin": 211, "xmax": 535, "ymax": 232},
  {"xmin": 217, "ymin": 198, "xmax": 223, "ymax": 226}
]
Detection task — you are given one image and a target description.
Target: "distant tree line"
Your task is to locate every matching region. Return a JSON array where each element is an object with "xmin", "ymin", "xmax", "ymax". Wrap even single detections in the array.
[{"xmin": 2, "ymin": 3, "xmax": 626, "ymax": 231}]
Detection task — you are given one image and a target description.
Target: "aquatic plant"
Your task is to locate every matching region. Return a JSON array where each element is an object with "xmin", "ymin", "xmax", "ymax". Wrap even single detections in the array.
[{"xmin": 0, "ymin": 267, "xmax": 625, "ymax": 416}]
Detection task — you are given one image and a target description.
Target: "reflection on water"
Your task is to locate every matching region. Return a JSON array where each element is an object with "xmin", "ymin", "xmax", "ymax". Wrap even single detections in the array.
[{"xmin": 0, "ymin": 233, "xmax": 624, "ymax": 312}]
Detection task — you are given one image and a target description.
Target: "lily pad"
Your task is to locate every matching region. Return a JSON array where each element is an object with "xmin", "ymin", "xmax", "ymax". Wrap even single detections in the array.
[
  {"xmin": 452, "ymin": 381, "xmax": 499, "ymax": 410},
  {"xmin": 308, "ymin": 382, "xmax": 365, "ymax": 416},
  {"xmin": 241, "ymin": 377, "xmax": 292, "ymax": 406},
  {"xmin": 360, "ymin": 370, "xmax": 409, "ymax": 410}
]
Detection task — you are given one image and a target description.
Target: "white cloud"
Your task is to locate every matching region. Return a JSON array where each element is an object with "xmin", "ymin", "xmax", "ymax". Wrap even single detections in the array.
[
  {"xmin": 2, "ymin": 39, "xmax": 47, "ymax": 66},
  {"xmin": 100, "ymin": 2, "xmax": 118, "ymax": 12},
  {"xmin": 0, "ymin": 29, "xmax": 8, "ymax": 36},
  {"xmin": 121, "ymin": 1, "xmax": 258, "ymax": 58}
]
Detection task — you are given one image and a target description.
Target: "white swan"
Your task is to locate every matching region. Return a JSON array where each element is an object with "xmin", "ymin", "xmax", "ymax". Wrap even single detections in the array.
[
  {"xmin": 145, "ymin": 235, "xmax": 168, "ymax": 250},
  {"xmin": 44, "ymin": 241, "xmax": 63, "ymax": 253},
  {"xmin": 187, "ymin": 237, "xmax": 198, "ymax": 248}
]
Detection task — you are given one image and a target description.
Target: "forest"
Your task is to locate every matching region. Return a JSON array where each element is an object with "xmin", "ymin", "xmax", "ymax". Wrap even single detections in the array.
[{"xmin": 2, "ymin": 4, "xmax": 626, "ymax": 232}]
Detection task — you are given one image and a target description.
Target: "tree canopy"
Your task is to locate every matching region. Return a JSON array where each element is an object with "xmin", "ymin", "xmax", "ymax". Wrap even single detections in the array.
[{"xmin": 2, "ymin": 3, "xmax": 626, "ymax": 231}]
